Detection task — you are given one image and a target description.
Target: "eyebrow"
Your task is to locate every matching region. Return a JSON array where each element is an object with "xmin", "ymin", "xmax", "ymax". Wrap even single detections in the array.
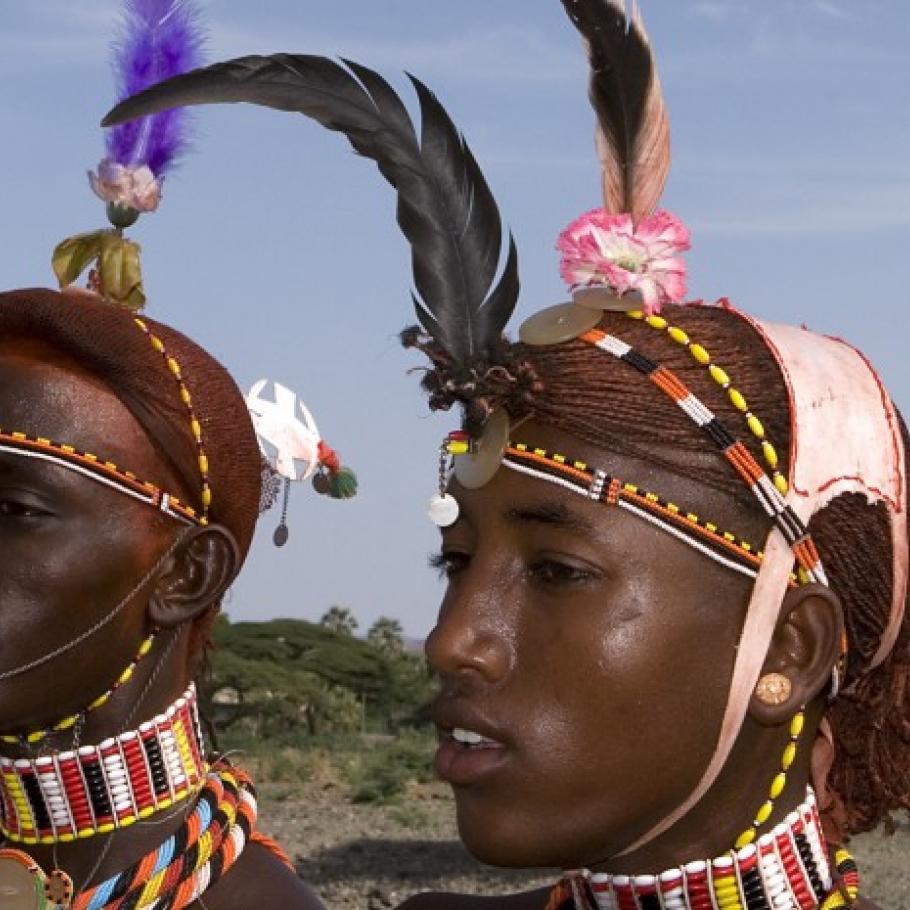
[{"xmin": 502, "ymin": 500, "xmax": 596, "ymax": 535}]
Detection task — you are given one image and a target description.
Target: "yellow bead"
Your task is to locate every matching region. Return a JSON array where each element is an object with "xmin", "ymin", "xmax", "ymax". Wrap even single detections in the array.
[
  {"xmin": 533, "ymin": 448, "xmax": 546, "ymax": 457},
  {"xmin": 180, "ymin": 388, "xmax": 192, "ymax": 405},
  {"xmin": 88, "ymin": 693, "xmax": 110, "ymax": 711},
  {"xmin": 167, "ymin": 357, "xmax": 181, "ymax": 376},
  {"xmin": 40, "ymin": 835, "xmax": 55, "ymax": 845},
  {"xmin": 59, "ymin": 833, "xmax": 76, "ymax": 843},
  {"xmin": 761, "ymin": 440, "xmax": 778, "ymax": 468},
  {"xmin": 774, "ymin": 473, "xmax": 789, "ymax": 495},
  {"xmin": 139, "ymin": 637, "xmax": 154, "ymax": 656},
  {"xmin": 668, "ymin": 326, "xmax": 689, "ymax": 345},
  {"xmin": 667, "ymin": 502, "xmax": 679, "ymax": 513},
  {"xmin": 755, "ymin": 800, "xmax": 774, "ymax": 825},
  {"xmin": 120, "ymin": 815, "xmax": 137, "ymax": 828},
  {"xmin": 553, "ymin": 453, "xmax": 566, "ymax": 463},
  {"xmin": 26, "ymin": 730, "xmax": 45, "ymax": 744},
  {"xmin": 53, "ymin": 715, "xmax": 77, "ymax": 732},
  {"xmin": 139, "ymin": 807, "xmax": 155, "ymax": 819},
  {"xmin": 689, "ymin": 343, "xmax": 711, "ymax": 364},
  {"xmin": 734, "ymin": 827, "xmax": 756, "ymax": 849},
  {"xmin": 191, "ymin": 419, "xmax": 202, "ymax": 441},
  {"xmin": 446, "ymin": 441, "xmax": 469, "ymax": 456},
  {"xmin": 709, "ymin": 364, "xmax": 731, "ymax": 387},
  {"xmin": 23, "ymin": 837, "xmax": 37, "ymax": 845},
  {"xmin": 118, "ymin": 666, "xmax": 134, "ymax": 685},
  {"xmin": 78, "ymin": 828, "xmax": 95, "ymax": 839},
  {"xmin": 98, "ymin": 823, "xmax": 115, "ymax": 834},
  {"xmin": 628, "ymin": 310, "xmax": 644, "ymax": 320},
  {"xmin": 790, "ymin": 712, "xmax": 805, "ymax": 738},
  {"xmin": 746, "ymin": 413, "xmax": 765, "ymax": 439},
  {"xmin": 770, "ymin": 771, "xmax": 787, "ymax": 799},
  {"xmin": 201, "ymin": 486, "xmax": 212, "ymax": 508},
  {"xmin": 198, "ymin": 454, "xmax": 209, "ymax": 475},
  {"xmin": 646, "ymin": 315, "xmax": 667, "ymax": 330},
  {"xmin": 151, "ymin": 337, "xmax": 165, "ymax": 353}
]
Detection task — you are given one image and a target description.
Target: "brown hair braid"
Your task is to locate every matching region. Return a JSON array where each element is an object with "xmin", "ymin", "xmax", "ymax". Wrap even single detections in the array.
[{"xmin": 403, "ymin": 300, "xmax": 910, "ymax": 836}]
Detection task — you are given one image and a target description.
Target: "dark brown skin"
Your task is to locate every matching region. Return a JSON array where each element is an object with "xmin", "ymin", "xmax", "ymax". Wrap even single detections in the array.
[
  {"xmin": 401, "ymin": 419, "xmax": 866, "ymax": 909},
  {"xmin": 0, "ymin": 340, "xmax": 322, "ymax": 910}
]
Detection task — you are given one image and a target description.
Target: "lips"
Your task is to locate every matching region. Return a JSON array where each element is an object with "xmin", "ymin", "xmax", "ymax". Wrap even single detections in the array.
[{"xmin": 432, "ymin": 699, "xmax": 510, "ymax": 786}]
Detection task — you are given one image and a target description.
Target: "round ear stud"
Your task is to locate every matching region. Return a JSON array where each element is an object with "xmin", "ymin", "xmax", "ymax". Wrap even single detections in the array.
[
  {"xmin": 754, "ymin": 672, "xmax": 792, "ymax": 706},
  {"xmin": 518, "ymin": 302, "xmax": 602, "ymax": 346},
  {"xmin": 452, "ymin": 408, "xmax": 510, "ymax": 490},
  {"xmin": 572, "ymin": 286, "xmax": 643, "ymax": 313}
]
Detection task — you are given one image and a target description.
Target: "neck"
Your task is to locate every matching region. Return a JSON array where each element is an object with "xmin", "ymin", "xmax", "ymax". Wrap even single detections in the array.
[{"xmin": 0, "ymin": 631, "xmax": 206, "ymax": 894}]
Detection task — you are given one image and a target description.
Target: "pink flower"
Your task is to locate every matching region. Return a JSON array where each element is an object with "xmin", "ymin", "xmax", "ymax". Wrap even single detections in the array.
[
  {"xmin": 88, "ymin": 158, "xmax": 162, "ymax": 213},
  {"xmin": 557, "ymin": 209, "xmax": 691, "ymax": 314}
]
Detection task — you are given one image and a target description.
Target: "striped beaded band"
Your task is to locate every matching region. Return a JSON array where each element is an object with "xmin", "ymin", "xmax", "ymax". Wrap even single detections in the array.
[
  {"xmin": 0, "ymin": 430, "xmax": 202, "ymax": 525},
  {"xmin": 577, "ymin": 328, "xmax": 827, "ymax": 590},
  {"xmin": 0, "ymin": 684, "xmax": 206, "ymax": 844},
  {"xmin": 503, "ymin": 443, "xmax": 797, "ymax": 586},
  {"xmin": 0, "ymin": 632, "xmax": 156, "ymax": 747},
  {"xmin": 559, "ymin": 789, "xmax": 832, "ymax": 910},
  {"xmin": 133, "ymin": 317, "xmax": 212, "ymax": 525},
  {"xmin": 74, "ymin": 766, "xmax": 257, "ymax": 910},
  {"xmin": 627, "ymin": 309, "xmax": 789, "ymax": 497}
]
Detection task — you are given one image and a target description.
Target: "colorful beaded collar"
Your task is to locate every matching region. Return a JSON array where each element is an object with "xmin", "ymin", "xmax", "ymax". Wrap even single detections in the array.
[
  {"xmin": 545, "ymin": 789, "xmax": 860, "ymax": 910},
  {"xmin": 0, "ymin": 684, "xmax": 206, "ymax": 845}
]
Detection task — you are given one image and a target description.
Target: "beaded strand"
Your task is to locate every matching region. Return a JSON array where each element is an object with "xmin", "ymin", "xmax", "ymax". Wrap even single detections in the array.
[
  {"xmin": 735, "ymin": 711, "xmax": 805, "ymax": 849},
  {"xmin": 628, "ymin": 310, "xmax": 789, "ymax": 496},
  {"xmin": 0, "ymin": 633, "xmax": 156, "ymax": 747},
  {"xmin": 133, "ymin": 318, "xmax": 212, "ymax": 524}
]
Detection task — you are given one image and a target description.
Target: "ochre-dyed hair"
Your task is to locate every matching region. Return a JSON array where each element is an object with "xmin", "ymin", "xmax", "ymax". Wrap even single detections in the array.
[
  {"xmin": 404, "ymin": 301, "xmax": 910, "ymax": 838},
  {"xmin": 0, "ymin": 287, "xmax": 263, "ymax": 660}
]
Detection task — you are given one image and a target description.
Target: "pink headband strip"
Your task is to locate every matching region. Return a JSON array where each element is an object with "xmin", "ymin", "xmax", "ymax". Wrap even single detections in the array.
[{"xmin": 617, "ymin": 309, "xmax": 907, "ymax": 857}]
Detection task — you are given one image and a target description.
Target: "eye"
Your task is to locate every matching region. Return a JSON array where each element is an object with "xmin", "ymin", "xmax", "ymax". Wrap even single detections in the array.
[
  {"xmin": 528, "ymin": 558, "xmax": 598, "ymax": 588},
  {"xmin": 429, "ymin": 550, "xmax": 470, "ymax": 580},
  {"xmin": 0, "ymin": 497, "xmax": 52, "ymax": 519}
]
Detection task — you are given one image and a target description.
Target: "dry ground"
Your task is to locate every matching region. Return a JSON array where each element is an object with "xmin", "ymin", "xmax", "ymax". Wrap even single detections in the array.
[{"xmin": 255, "ymin": 776, "xmax": 910, "ymax": 910}]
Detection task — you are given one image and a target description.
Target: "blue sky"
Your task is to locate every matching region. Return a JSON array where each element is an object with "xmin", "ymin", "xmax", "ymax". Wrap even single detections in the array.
[{"xmin": 1, "ymin": 1, "xmax": 908, "ymax": 635}]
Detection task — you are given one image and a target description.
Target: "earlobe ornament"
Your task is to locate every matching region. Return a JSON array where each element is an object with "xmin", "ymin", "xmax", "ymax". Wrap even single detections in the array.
[{"xmin": 755, "ymin": 672, "xmax": 792, "ymax": 706}]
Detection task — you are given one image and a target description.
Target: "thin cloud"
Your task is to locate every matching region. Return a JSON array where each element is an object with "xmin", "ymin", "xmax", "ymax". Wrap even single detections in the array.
[
  {"xmin": 688, "ymin": 2, "xmax": 734, "ymax": 22},
  {"xmin": 812, "ymin": 0, "xmax": 852, "ymax": 19}
]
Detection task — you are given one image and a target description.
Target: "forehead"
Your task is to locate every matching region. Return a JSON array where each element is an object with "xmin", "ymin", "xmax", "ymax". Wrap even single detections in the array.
[
  {"xmin": 450, "ymin": 418, "xmax": 771, "ymax": 548},
  {"xmin": 0, "ymin": 338, "xmax": 179, "ymax": 488}
]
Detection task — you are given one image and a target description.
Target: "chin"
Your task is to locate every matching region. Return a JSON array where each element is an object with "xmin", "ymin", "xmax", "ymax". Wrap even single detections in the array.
[{"xmin": 454, "ymin": 795, "xmax": 577, "ymax": 870}]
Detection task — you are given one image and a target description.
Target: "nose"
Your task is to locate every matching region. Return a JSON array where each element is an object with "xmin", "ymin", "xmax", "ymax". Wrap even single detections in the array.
[{"xmin": 425, "ymin": 583, "xmax": 513, "ymax": 685}]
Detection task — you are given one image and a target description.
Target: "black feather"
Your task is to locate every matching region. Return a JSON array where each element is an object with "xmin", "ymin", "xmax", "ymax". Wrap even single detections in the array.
[{"xmin": 102, "ymin": 53, "xmax": 519, "ymax": 367}]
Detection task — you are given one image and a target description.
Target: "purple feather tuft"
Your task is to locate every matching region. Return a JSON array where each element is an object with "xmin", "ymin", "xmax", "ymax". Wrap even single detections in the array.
[{"xmin": 106, "ymin": 0, "xmax": 205, "ymax": 176}]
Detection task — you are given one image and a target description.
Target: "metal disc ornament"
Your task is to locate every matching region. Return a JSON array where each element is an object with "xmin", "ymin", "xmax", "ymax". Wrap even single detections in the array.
[
  {"xmin": 0, "ymin": 850, "xmax": 45, "ymax": 910},
  {"xmin": 518, "ymin": 302, "xmax": 602, "ymax": 346},
  {"xmin": 452, "ymin": 409, "xmax": 509, "ymax": 490},
  {"xmin": 428, "ymin": 493, "xmax": 460, "ymax": 528},
  {"xmin": 572, "ymin": 286, "xmax": 642, "ymax": 312}
]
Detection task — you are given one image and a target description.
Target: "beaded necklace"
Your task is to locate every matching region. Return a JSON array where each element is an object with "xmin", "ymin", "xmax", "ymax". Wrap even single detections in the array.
[
  {"xmin": 545, "ymin": 789, "xmax": 859, "ymax": 910},
  {"xmin": 0, "ymin": 633, "xmax": 157, "ymax": 748},
  {"xmin": 0, "ymin": 684, "xmax": 206, "ymax": 845}
]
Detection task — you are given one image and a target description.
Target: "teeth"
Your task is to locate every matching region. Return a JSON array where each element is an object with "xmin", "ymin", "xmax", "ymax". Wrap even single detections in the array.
[{"xmin": 452, "ymin": 727, "xmax": 488, "ymax": 745}]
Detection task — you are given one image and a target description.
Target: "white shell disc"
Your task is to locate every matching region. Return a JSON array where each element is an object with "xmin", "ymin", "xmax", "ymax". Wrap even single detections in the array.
[{"xmin": 428, "ymin": 494, "xmax": 460, "ymax": 527}]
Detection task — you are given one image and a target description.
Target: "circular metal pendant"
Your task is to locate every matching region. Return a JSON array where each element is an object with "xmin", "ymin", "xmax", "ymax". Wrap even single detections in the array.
[
  {"xmin": 44, "ymin": 870, "xmax": 74, "ymax": 908},
  {"xmin": 0, "ymin": 849, "xmax": 46, "ymax": 910},
  {"xmin": 452, "ymin": 409, "xmax": 509, "ymax": 490},
  {"xmin": 427, "ymin": 493, "xmax": 460, "ymax": 528},
  {"xmin": 518, "ymin": 303, "xmax": 602, "ymax": 346},
  {"xmin": 572, "ymin": 286, "xmax": 643, "ymax": 312}
]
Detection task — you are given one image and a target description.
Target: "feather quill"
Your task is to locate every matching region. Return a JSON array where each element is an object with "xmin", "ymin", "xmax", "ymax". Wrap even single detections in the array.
[
  {"xmin": 102, "ymin": 54, "xmax": 519, "ymax": 367},
  {"xmin": 106, "ymin": 0, "xmax": 205, "ymax": 175},
  {"xmin": 561, "ymin": 0, "xmax": 670, "ymax": 223}
]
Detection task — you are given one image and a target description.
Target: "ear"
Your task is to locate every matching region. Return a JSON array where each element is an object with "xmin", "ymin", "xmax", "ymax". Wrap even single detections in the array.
[
  {"xmin": 748, "ymin": 583, "xmax": 844, "ymax": 727},
  {"xmin": 147, "ymin": 524, "xmax": 241, "ymax": 629}
]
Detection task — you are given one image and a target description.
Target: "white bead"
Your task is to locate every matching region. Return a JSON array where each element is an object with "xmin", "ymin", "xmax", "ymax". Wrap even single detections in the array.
[{"xmin": 428, "ymin": 494, "xmax": 459, "ymax": 527}]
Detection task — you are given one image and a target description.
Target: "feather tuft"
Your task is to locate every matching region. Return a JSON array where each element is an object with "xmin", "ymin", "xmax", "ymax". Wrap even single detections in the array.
[
  {"xmin": 106, "ymin": 0, "xmax": 206, "ymax": 175},
  {"xmin": 561, "ymin": 0, "xmax": 670, "ymax": 223},
  {"xmin": 102, "ymin": 54, "xmax": 519, "ymax": 368}
]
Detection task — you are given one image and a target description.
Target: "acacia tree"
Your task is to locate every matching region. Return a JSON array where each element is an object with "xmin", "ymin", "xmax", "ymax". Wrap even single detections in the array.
[
  {"xmin": 320, "ymin": 605, "xmax": 359, "ymax": 637},
  {"xmin": 367, "ymin": 616, "xmax": 405, "ymax": 656}
]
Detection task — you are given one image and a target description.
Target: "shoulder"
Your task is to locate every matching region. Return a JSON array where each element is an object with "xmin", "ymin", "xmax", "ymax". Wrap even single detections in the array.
[
  {"xmin": 195, "ymin": 841, "xmax": 325, "ymax": 910},
  {"xmin": 397, "ymin": 887, "xmax": 551, "ymax": 910}
]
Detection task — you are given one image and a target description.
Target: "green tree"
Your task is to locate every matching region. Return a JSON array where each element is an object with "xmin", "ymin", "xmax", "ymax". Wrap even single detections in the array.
[
  {"xmin": 320, "ymin": 605, "xmax": 358, "ymax": 637},
  {"xmin": 367, "ymin": 616, "xmax": 405, "ymax": 657}
]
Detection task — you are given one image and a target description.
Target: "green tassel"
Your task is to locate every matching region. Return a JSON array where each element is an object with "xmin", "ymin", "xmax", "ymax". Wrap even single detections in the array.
[{"xmin": 327, "ymin": 467, "xmax": 358, "ymax": 500}]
